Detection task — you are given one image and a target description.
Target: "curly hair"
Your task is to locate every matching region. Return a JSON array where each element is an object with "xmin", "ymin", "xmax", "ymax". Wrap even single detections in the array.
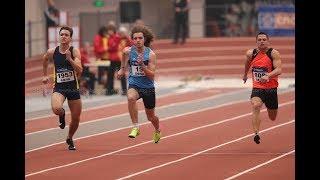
[{"xmin": 131, "ymin": 25, "xmax": 155, "ymax": 47}]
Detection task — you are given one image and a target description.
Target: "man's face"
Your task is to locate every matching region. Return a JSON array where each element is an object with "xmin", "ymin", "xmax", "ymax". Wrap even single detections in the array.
[
  {"xmin": 59, "ymin": 30, "xmax": 71, "ymax": 44},
  {"xmin": 119, "ymin": 31, "xmax": 126, "ymax": 38},
  {"xmin": 256, "ymin": 34, "xmax": 269, "ymax": 50},
  {"xmin": 133, "ymin": 32, "xmax": 144, "ymax": 48},
  {"xmin": 107, "ymin": 30, "xmax": 114, "ymax": 36}
]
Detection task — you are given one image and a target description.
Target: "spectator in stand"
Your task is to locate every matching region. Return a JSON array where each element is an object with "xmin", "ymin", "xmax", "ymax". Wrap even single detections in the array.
[
  {"xmin": 80, "ymin": 42, "xmax": 96, "ymax": 95},
  {"xmin": 105, "ymin": 24, "xmax": 128, "ymax": 95},
  {"xmin": 116, "ymin": 26, "xmax": 133, "ymax": 96},
  {"xmin": 44, "ymin": 0, "xmax": 59, "ymax": 49},
  {"xmin": 224, "ymin": 4, "xmax": 241, "ymax": 37},
  {"xmin": 93, "ymin": 26, "xmax": 109, "ymax": 85},
  {"xmin": 134, "ymin": 19, "xmax": 145, "ymax": 26},
  {"xmin": 118, "ymin": 26, "xmax": 133, "ymax": 62},
  {"xmin": 172, "ymin": 0, "xmax": 190, "ymax": 44}
]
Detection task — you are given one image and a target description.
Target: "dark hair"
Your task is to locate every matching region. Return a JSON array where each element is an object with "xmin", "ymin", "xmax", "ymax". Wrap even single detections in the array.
[
  {"xmin": 256, "ymin": 31, "xmax": 269, "ymax": 40},
  {"xmin": 59, "ymin": 26, "xmax": 73, "ymax": 38},
  {"xmin": 131, "ymin": 25, "xmax": 155, "ymax": 47},
  {"xmin": 98, "ymin": 26, "xmax": 107, "ymax": 36}
]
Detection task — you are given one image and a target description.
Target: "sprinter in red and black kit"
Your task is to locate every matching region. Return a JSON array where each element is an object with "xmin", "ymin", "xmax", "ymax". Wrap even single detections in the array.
[
  {"xmin": 243, "ymin": 32, "xmax": 282, "ymax": 144},
  {"xmin": 42, "ymin": 26, "xmax": 83, "ymax": 150}
]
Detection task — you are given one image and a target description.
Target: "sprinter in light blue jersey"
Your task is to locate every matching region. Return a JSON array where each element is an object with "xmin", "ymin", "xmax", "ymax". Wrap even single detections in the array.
[{"xmin": 117, "ymin": 25, "xmax": 161, "ymax": 143}]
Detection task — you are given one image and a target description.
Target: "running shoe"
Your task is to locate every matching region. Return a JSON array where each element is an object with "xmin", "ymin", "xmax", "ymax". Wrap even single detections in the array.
[
  {"xmin": 66, "ymin": 138, "xmax": 76, "ymax": 150},
  {"xmin": 153, "ymin": 131, "xmax": 161, "ymax": 143},
  {"xmin": 254, "ymin": 134, "xmax": 260, "ymax": 144},
  {"xmin": 128, "ymin": 127, "xmax": 140, "ymax": 138}
]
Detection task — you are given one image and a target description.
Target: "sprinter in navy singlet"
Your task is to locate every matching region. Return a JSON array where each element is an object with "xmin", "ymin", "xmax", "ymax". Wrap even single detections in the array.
[
  {"xmin": 52, "ymin": 45, "xmax": 80, "ymax": 99},
  {"xmin": 117, "ymin": 25, "xmax": 161, "ymax": 143},
  {"xmin": 42, "ymin": 26, "xmax": 83, "ymax": 150}
]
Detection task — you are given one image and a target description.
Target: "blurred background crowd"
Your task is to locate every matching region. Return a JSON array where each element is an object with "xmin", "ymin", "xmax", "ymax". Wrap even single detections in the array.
[{"xmin": 25, "ymin": 0, "xmax": 294, "ymax": 96}]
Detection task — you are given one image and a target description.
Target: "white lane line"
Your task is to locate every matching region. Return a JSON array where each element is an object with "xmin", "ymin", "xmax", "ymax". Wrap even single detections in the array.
[
  {"xmin": 25, "ymin": 91, "xmax": 293, "ymax": 152},
  {"xmin": 25, "ymin": 101, "xmax": 294, "ymax": 177},
  {"xmin": 26, "ymin": 97, "xmax": 248, "ymax": 153},
  {"xmin": 25, "ymin": 89, "xmax": 247, "ymax": 134},
  {"xmin": 116, "ymin": 120, "xmax": 295, "ymax": 180},
  {"xmin": 224, "ymin": 150, "xmax": 295, "ymax": 180},
  {"xmin": 26, "ymin": 88, "xmax": 224, "ymax": 121}
]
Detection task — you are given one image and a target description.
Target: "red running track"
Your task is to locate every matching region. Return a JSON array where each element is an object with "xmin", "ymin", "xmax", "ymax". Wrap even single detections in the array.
[
  {"xmin": 25, "ymin": 91, "xmax": 294, "ymax": 179},
  {"xmin": 26, "ymin": 88, "xmax": 236, "ymax": 134}
]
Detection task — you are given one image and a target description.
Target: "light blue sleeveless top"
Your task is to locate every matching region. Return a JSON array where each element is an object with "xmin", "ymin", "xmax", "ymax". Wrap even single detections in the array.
[{"xmin": 128, "ymin": 46, "xmax": 154, "ymax": 88}]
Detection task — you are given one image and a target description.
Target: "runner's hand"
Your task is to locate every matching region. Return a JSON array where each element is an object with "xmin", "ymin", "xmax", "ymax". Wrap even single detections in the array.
[
  {"xmin": 260, "ymin": 74, "xmax": 269, "ymax": 83},
  {"xmin": 42, "ymin": 76, "xmax": 49, "ymax": 84},
  {"xmin": 242, "ymin": 74, "xmax": 248, "ymax": 84},
  {"xmin": 117, "ymin": 68, "xmax": 125, "ymax": 79},
  {"xmin": 65, "ymin": 50, "xmax": 72, "ymax": 61}
]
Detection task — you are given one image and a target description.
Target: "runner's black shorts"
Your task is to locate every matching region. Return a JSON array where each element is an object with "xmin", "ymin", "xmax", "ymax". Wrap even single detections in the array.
[
  {"xmin": 128, "ymin": 84, "xmax": 155, "ymax": 109},
  {"xmin": 53, "ymin": 88, "xmax": 81, "ymax": 100},
  {"xmin": 250, "ymin": 88, "xmax": 278, "ymax": 109}
]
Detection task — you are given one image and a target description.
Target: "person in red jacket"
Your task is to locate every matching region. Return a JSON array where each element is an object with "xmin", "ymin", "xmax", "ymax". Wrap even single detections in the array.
[
  {"xmin": 243, "ymin": 32, "xmax": 282, "ymax": 144},
  {"xmin": 105, "ymin": 24, "xmax": 127, "ymax": 95},
  {"xmin": 93, "ymin": 26, "xmax": 109, "ymax": 84},
  {"xmin": 80, "ymin": 42, "xmax": 96, "ymax": 95},
  {"xmin": 118, "ymin": 26, "xmax": 133, "ymax": 61}
]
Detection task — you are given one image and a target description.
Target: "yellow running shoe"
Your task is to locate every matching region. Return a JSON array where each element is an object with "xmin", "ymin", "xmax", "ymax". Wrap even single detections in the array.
[
  {"xmin": 128, "ymin": 127, "xmax": 140, "ymax": 138},
  {"xmin": 153, "ymin": 131, "xmax": 161, "ymax": 143}
]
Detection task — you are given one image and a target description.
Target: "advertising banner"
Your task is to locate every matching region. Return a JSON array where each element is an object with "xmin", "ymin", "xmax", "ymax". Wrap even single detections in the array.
[{"xmin": 258, "ymin": 5, "xmax": 295, "ymax": 36}]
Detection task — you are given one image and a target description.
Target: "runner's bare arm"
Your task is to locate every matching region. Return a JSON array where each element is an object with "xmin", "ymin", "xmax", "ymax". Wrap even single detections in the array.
[
  {"xmin": 66, "ymin": 48, "xmax": 83, "ymax": 75},
  {"xmin": 43, "ymin": 48, "xmax": 54, "ymax": 76},
  {"xmin": 117, "ymin": 47, "xmax": 130, "ymax": 79},
  {"xmin": 267, "ymin": 49, "xmax": 282, "ymax": 78},
  {"xmin": 243, "ymin": 49, "xmax": 253, "ymax": 83},
  {"xmin": 141, "ymin": 50, "xmax": 156, "ymax": 80},
  {"xmin": 121, "ymin": 47, "xmax": 130, "ymax": 69},
  {"xmin": 42, "ymin": 48, "xmax": 55, "ymax": 83}
]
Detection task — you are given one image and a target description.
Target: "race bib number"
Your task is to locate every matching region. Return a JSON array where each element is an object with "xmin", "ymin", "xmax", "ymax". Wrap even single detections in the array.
[
  {"xmin": 252, "ymin": 67, "xmax": 266, "ymax": 82},
  {"xmin": 131, "ymin": 65, "xmax": 145, "ymax": 76},
  {"xmin": 56, "ymin": 70, "xmax": 75, "ymax": 83}
]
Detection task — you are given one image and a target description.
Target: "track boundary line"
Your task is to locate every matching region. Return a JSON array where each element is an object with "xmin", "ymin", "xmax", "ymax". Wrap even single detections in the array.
[
  {"xmin": 26, "ymin": 88, "xmax": 241, "ymax": 121},
  {"xmin": 26, "ymin": 89, "xmax": 249, "ymax": 135},
  {"xmin": 116, "ymin": 120, "xmax": 295, "ymax": 180},
  {"xmin": 25, "ymin": 101, "xmax": 294, "ymax": 177},
  {"xmin": 224, "ymin": 150, "xmax": 295, "ymax": 180}
]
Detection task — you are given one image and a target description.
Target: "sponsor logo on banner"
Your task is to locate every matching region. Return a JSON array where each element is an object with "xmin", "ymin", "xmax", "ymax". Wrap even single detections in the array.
[
  {"xmin": 274, "ymin": 13, "xmax": 295, "ymax": 29},
  {"xmin": 258, "ymin": 5, "xmax": 295, "ymax": 36}
]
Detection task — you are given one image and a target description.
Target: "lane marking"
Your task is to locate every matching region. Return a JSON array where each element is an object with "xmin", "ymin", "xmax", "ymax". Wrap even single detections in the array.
[
  {"xmin": 224, "ymin": 150, "xmax": 295, "ymax": 180},
  {"xmin": 25, "ymin": 101, "xmax": 294, "ymax": 177}
]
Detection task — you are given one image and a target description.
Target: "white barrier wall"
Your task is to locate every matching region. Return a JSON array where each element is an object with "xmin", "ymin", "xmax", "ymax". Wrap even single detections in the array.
[{"xmin": 189, "ymin": 0, "xmax": 205, "ymax": 38}]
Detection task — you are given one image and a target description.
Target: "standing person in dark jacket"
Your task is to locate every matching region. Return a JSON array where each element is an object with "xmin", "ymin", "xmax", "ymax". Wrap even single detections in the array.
[{"xmin": 172, "ymin": 0, "xmax": 190, "ymax": 44}]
